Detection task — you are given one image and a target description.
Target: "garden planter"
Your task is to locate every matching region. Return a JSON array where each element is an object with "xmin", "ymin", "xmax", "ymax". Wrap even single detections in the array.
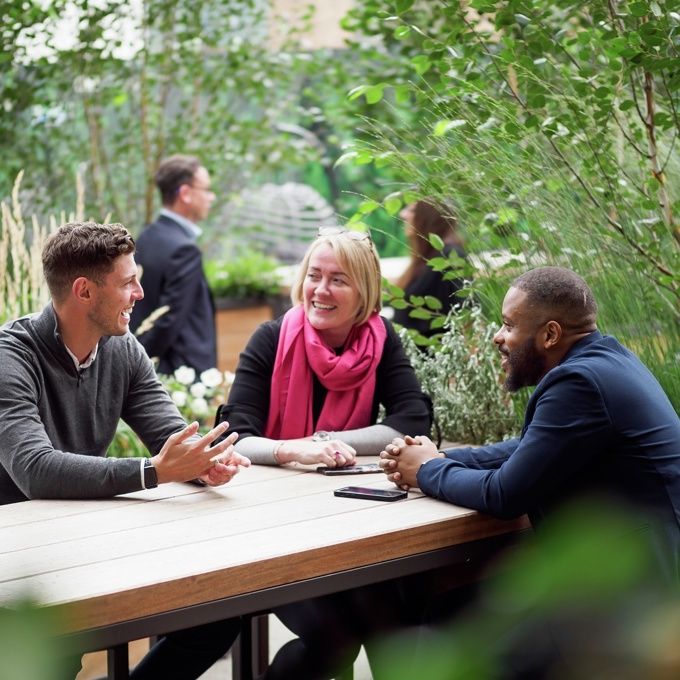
[{"xmin": 215, "ymin": 295, "xmax": 290, "ymax": 373}]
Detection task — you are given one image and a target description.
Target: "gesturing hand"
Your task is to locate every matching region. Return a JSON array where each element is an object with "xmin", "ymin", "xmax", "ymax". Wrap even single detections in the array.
[{"xmin": 152, "ymin": 421, "xmax": 251, "ymax": 486}]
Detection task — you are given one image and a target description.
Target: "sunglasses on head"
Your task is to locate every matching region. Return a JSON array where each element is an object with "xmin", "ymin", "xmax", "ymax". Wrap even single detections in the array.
[{"xmin": 317, "ymin": 226, "xmax": 372, "ymax": 242}]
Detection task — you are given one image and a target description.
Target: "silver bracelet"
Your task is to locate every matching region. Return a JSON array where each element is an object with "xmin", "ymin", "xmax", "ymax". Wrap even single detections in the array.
[{"xmin": 273, "ymin": 441, "xmax": 297, "ymax": 466}]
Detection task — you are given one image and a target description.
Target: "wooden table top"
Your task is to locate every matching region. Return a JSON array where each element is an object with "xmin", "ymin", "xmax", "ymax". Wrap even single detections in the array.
[{"xmin": 0, "ymin": 460, "xmax": 529, "ymax": 638}]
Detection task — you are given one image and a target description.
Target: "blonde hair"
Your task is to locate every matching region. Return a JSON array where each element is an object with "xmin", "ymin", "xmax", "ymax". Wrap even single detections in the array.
[{"xmin": 290, "ymin": 231, "xmax": 382, "ymax": 326}]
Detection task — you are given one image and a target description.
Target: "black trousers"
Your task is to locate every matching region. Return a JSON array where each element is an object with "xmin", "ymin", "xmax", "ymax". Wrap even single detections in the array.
[
  {"xmin": 60, "ymin": 617, "xmax": 240, "ymax": 680},
  {"xmin": 265, "ymin": 581, "xmax": 409, "ymax": 680}
]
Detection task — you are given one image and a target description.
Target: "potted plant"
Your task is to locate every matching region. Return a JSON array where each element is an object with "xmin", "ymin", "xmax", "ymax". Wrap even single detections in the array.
[{"xmin": 205, "ymin": 249, "xmax": 290, "ymax": 373}]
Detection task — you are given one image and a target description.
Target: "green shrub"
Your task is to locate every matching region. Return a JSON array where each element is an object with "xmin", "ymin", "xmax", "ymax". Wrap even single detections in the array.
[
  {"xmin": 107, "ymin": 366, "xmax": 234, "ymax": 458},
  {"xmin": 400, "ymin": 304, "xmax": 523, "ymax": 446},
  {"xmin": 205, "ymin": 250, "xmax": 283, "ymax": 300},
  {"xmin": 107, "ymin": 420, "xmax": 148, "ymax": 459}
]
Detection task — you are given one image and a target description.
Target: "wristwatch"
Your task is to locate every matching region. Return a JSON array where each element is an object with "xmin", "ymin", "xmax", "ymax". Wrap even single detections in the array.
[
  {"xmin": 312, "ymin": 430, "xmax": 331, "ymax": 442},
  {"xmin": 143, "ymin": 458, "xmax": 158, "ymax": 489}
]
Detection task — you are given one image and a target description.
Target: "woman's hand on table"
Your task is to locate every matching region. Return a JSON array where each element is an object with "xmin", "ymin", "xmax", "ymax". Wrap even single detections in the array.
[
  {"xmin": 275, "ymin": 439, "xmax": 357, "ymax": 467},
  {"xmin": 379, "ymin": 435, "xmax": 443, "ymax": 490}
]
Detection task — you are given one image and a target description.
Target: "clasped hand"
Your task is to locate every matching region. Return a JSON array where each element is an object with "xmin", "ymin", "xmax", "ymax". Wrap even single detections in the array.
[
  {"xmin": 379, "ymin": 435, "xmax": 442, "ymax": 491},
  {"xmin": 152, "ymin": 421, "xmax": 251, "ymax": 487}
]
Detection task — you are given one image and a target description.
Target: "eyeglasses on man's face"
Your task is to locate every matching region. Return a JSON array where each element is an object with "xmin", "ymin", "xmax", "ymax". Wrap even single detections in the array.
[
  {"xmin": 317, "ymin": 226, "xmax": 372, "ymax": 242},
  {"xmin": 173, "ymin": 184, "xmax": 214, "ymax": 195},
  {"xmin": 188, "ymin": 184, "xmax": 214, "ymax": 194}
]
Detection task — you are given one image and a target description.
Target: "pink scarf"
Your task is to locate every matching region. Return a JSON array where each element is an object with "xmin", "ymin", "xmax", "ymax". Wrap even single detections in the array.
[{"xmin": 265, "ymin": 306, "xmax": 387, "ymax": 440}]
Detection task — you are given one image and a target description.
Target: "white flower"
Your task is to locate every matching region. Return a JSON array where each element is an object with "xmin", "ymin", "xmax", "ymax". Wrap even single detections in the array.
[
  {"xmin": 223, "ymin": 370, "xmax": 236, "ymax": 387},
  {"xmin": 174, "ymin": 366, "xmax": 196, "ymax": 385},
  {"xmin": 171, "ymin": 391, "xmax": 187, "ymax": 408},
  {"xmin": 191, "ymin": 397, "xmax": 210, "ymax": 416},
  {"xmin": 200, "ymin": 368, "xmax": 224, "ymax": 388},
  {"xmin": 190, "ymin": 381, "xmax": 207, "ymax": 398}
]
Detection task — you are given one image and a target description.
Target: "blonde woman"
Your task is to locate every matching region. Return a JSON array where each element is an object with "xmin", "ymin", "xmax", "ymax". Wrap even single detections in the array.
[{"xmin": 217, "ymin": 227, "xmax": 431, "ymax": 679}]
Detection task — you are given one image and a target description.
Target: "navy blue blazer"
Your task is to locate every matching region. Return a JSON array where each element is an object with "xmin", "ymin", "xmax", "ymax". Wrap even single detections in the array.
[
  {"xmin": 129, "ymin": 214, "xmax": 217, "ymax": 375},
  {"xmin": 418, "ymin": 330, "xmax": 680, "ymax": 584}
]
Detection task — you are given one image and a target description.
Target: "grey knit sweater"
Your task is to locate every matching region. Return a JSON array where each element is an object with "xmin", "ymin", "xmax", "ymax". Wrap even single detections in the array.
[{"xmin": 0, "ymin": 304, "xmax": 188, "ymax": 505}]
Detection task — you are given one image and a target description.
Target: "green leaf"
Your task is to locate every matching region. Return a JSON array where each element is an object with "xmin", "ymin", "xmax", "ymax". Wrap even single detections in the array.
[
  {"xmin": 395, "ymin": 0, "xmax": 415, "ymax": 13},
  {"xmin": 428, "ymin": 233, "xmax": 445, "ymax": 250},
  {"xmin": 427, "ymin": 256, "xmax": 449, "ymax": 271},
  {"xmin": 375, "ymin": 152, "xmax": 396, "ymax": 168},
  {"xmin": 358, "ymin": 199, "xmax": 380, "ymax": 214},
  {"xmin": 386, "ymin": 283, "xmax": 405, "ymax": 298},
  {"xmin": 354, "ymin": 150, "xmax": 375, "ymax": 165},
  {"xmin": 528, "ymin": 93, "xmax": 546, "ymax": 108},
  {"xmin": 607, "ymin": 37, "xmax": 628, "ymax": 54},
  {"xmin": 347, "ymin": 85, "xmax": 370, "ymax": 101},
  {"xmin": 504, "ymin": 121, "xmax": 523, "ymax": 137},
  {"xmin": 515, "ymin": 13, "xmax": 531, "ymax": 27},
  {"xmin": 384, "ymin": 196, "xmax": 403, "ymax": 216},
  {"xmin": 409, "ymin": 308, "xmax": 434, "ymax": 320},
  {"xmin": 434, "ymin": 119, "xmax": 467, "ymax": 135},
  {"xmin": 424, "ymin": 295, "xmax": 443, "ymax": 311},
  {"xmin": 390, "ymin": 299, "xmax": 409, "ymax": 309},
  {"xmin": 629, "ymin": 1, "xmax": 649, "ymax": 16},
  {"xmin": 394, "ymin": 25, "xmax": 411, "ymax": 40},
  {"xmin": 334, "ymin": 151, "xmax": 358, "ymax": 168},
  {"xmin": 394, "ymin": 84, "xmax": 411, "ymax": 103},
  {"xmin": 411, "ymin": 55, "xmax": 431, "ymax": 75},
  {"xmin": 365, "ymin": 85, "xmax": 384, "ymax": 104}
]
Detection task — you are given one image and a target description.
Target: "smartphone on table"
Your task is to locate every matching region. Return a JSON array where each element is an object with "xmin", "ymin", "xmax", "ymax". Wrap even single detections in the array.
[
  {"xmin": 316, "ymin": 463, "xmax": 382, "ymax": 476},
  {"xmin": 334, "ymin": 486, "xmax": 408, "ymax": 502}
]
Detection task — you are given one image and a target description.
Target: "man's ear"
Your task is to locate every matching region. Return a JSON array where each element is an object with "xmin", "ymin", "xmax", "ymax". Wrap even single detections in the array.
[
  {"xmin": 176, "ymin": 183, "xmax": 192, "ymax": 205},
  {"xmin": 72, "ymin": 277, "xmax": 92, "ymax": 304},
  {"xmin": 543, "ymin": 320, "xmax": 562, "ymax": 349}
]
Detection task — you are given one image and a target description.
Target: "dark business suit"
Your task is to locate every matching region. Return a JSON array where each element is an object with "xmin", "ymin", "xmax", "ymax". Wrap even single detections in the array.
[
  {"xmin": 130, "ymin": 213, "xmax": 217, "ymax": 375},
  {"xmin": 418, "ymin": 330, "xmax": 680, "ymax": 584}
]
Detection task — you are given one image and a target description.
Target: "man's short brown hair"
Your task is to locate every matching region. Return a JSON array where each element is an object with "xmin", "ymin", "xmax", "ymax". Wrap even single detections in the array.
[
  {"xmin": 154, "ymin": 154, "xmax": 202, "ymax": 205},
  {"xmin": 42, "ymin": 222, "xmax": 136, "ymax": 304}
]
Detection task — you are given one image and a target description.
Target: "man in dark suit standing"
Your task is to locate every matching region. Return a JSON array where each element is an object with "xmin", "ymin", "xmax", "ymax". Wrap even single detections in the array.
[{"xmin": 130, "ymin": 154, "xmax": 217, "ymax": 374}]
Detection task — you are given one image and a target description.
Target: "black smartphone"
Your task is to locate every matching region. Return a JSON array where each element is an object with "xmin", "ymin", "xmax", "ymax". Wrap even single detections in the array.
[
  {"xmin": 316, "ymin": 463, "xmax": 383, "ymax": 476},
  {"xmin": 334, "ymin": 486, "xmax": 408, "ymax": 502}
]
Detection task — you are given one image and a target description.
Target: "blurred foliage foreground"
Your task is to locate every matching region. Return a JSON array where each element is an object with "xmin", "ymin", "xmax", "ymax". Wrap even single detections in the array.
[{"xmin": 372, "ymin": 499, "xmax": 680, "ymax": 680}]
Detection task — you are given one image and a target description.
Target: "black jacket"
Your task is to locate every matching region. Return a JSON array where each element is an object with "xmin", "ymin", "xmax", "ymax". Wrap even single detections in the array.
[{"xmin": 129, "ymin": 214, "xmax": 216, "ymax": 374}]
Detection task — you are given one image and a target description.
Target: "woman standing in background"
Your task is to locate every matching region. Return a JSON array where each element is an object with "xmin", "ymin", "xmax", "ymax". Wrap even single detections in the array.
[{"xmin": 393, "ymin": 199, "xmax": 468, "ymax": 338}]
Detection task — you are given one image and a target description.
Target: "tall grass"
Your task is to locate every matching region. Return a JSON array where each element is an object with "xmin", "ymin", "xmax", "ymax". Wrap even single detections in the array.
[
  {"xmin": 370, "ymin": 122, "xmax": 680, "ymax": 411},
  {"xmin": 0, "ymin": 172, "xmax": 85, "ymax": 323}
]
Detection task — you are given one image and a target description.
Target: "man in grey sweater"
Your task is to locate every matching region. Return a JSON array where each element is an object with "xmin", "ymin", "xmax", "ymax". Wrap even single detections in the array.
[{"xmin": 0, "ymin": 221, "xmax": 250, "ymax": 679}]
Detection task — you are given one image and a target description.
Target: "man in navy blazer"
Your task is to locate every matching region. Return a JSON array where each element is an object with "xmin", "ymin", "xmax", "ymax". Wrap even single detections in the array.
[
  {"xmin": 130, "ymin": 154, "xmax": 217, "ymax": 375},
  {"xmin": 381, "ymin": 266, "xmax": 680, "ymax": 586}
]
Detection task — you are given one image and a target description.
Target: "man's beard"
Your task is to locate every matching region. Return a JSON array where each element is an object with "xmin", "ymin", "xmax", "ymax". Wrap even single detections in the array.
[{"xmin": 504, "ymin": 336, "xmax": 546, "ymax": 392}]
